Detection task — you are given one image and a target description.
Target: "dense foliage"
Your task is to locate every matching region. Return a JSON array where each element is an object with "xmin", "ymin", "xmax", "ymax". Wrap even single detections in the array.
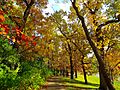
[
  {"xmin": 0, "ymin": 0, "xmax": 120, "ymax": 90},
  {"xmin": 0, "ymin": 36, "xmax": 52, "ymax": 90}
]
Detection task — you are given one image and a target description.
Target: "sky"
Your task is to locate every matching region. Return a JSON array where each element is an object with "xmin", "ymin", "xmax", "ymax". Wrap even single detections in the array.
[{"xmin": 44, "ymin": 0, "xmax": 71, "ymax": 14}]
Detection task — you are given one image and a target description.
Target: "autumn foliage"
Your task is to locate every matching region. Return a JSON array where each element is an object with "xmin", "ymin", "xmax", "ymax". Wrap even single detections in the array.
[
  {"xmin": 0, "ymin": 10, "xmax": 36, "ymax": 47},
  {"xmin": 0, "ymin": 0, "xmax": 120, "ymax": 90}
]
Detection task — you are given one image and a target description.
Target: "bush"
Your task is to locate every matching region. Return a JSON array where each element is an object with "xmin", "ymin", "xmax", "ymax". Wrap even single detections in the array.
[
  {"xmin": 0, "ymin": 37, "xmax": 20, "ymax": 90},
  {"xmin": 0, "ymin": 37, "xmax": 53, "ymax": 90},
  {"xmin": 18, "ymin": 60, "xmax": 52, "ymax": 90}
]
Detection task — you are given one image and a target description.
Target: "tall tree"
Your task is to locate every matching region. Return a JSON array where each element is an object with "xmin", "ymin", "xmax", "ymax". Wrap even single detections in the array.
[{"xmin": 70, "ymin": 0, "xmax": 120, "ymax": 89}]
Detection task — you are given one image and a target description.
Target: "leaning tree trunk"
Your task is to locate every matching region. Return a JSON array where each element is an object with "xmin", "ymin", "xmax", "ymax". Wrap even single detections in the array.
[
  {"xmin": 71, "ymin": 1, "xmax": 115, "ymax": 89},
  {"xmin": 97, "ymin": 35, "xmax": 108, "ymax": 89},
  {"xmin": 82, "ymin": 22, "xmax": 115, "ymax": 90},
  {"xmin": 99, "ymin": 46, "xmax": 108, "ymax": 89},
  {"xmin": 99, "ymin": 66, "xmax": 108, "ymax": 90}
]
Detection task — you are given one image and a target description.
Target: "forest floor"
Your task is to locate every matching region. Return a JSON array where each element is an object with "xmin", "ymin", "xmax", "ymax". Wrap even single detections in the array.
[{"xmin": 40, "ymin": 76, "xmax": 99, "ymax": 90}]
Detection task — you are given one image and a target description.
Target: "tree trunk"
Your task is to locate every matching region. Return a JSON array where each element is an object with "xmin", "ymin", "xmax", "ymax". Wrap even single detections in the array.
[
  {"xmin": 63, "ymin": 69, "xmax": 65, "ymax": 77},
  {"xmin": 81, "ymin": 60, "xmax": 88, "ymax": 84},
  {"xmin": 72, "ymin": 2, "xmax": 115, "ymax": 89},
  {"xmin": 60, "ymin": 69, "xmax": 62, "ymax": 76},
  {"xmin": 99, "ymin": 66, "xmax": 108, "ymax": 90},
  {"xmin": 84, "ymin": 26, "xmax": 115, "ymax": 90},
  {"xmin": 66, "ymin": 69, "xmax": 69, "ymax": 77},
  {"xmin": 68, "ymin": 42, "xmax": 74, "ymax": 79},
  {"xmin": 70, "ymin": 54, "xmax": 74, "ymax": 79},
  {"xmin": 75, "ymin": 69, "xmax": 77, "ymax": 78},
  {"xmin": 99, "ymin": 43, "xmax": 108, "ymax": 89}
]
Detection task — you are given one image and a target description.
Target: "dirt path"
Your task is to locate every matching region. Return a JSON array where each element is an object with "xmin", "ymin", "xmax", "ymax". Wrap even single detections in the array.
[
  {"xmin": 41, "ymin": 76, "xmax": 68, "ymax": 90},
  {"xmin": 40, "ymin": 76, "xmax": 97, "ymax": 90}
]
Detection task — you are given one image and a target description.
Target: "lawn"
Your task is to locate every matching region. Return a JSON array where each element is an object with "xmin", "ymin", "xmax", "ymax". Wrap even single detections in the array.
[{"xmin": 61, "ymin": 75, "xmax": 120, "ymax": 90}]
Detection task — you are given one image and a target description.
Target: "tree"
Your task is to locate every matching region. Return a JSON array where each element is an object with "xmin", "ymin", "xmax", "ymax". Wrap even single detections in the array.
[{"xmin": 70, "ymin": 0, "xmax": 120, "ymax": 90}]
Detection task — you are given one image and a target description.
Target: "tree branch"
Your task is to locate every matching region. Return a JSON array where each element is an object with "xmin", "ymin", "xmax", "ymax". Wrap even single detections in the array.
[
  {"xmin": 21, "ymin": 0, "xmax": 35, "ymax": 31},
  {"xmin": 84, "ymin": 3, "xmax": 98, "ymax": 14},
  {"xmin": 64, "ymin": 43, "xmax": 69, "ymax": 53},
  {"xmin": 1, "ymin": 7, "xmax": 21, "ymax": 27},
  {"xmin": 96, "ymin": 19, "xmax": 119, "ymax": 32},
  {"xmin": 112, "ymin": 62, "xmax": 120, "ymax": 71},
  {"xmin": 10, "ymin": 16, "xmax": 21, "ymax": 27},
  {"xmin": 106, "ymin": 42, "xmax": 115, "ymax": 53},
  {"xmin": 23, "ymin": 0, "xmax": 29, "ymax": 6},
  {"xmin": 70, "ymin": 40, "xmax": 84, "ymax": 56}
]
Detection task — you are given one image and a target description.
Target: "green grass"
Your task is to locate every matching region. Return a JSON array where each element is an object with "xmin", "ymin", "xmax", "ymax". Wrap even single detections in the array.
[
  {"xmin": 61, "ymin": 75, "xmax": 120, "ymax": 90},
  {"xmin": 114, "ymin": 81, "xmax": 120, "ymax": 90},
  {"xmin": 62, "ymin": 75, "xmax": 99, "ymax": 89}
]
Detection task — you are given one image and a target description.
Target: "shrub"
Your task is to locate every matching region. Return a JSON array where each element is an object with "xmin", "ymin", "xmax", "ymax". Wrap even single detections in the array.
[{"xmin": 0, "ymin": 37, "xmax": 53, "ymax": 90}]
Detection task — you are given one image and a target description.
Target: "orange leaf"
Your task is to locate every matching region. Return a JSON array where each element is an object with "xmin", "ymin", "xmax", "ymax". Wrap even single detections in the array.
[
  {"xmin": 0, "ymin": 15, "xmax": 5, "ymax": 22},
  {"xmin": 0, "ymin": 31, "xmax": 2, "ymax": 34}
]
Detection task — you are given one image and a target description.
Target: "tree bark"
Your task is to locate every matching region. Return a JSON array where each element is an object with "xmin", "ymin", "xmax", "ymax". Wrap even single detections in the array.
[
  {"xmin": 98, "ymin": 36, "xmax": 108, "ymax": 89},
  {"xmin": 99, "ymin": 66, "xmax": 108, "ymax": 90}
]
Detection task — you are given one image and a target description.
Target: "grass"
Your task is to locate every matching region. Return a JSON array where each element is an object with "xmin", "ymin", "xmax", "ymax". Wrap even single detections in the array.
[
  {"xmin": 114, "ymin": 81, "xmax": 120, "ymax": 90},
  {"xmin": 62, "ymin": 75, "xmax": 99, "ymax": 89},
  {"xmin": 61, "ymin": 74, "xmax": 120, "ymax": 90}
]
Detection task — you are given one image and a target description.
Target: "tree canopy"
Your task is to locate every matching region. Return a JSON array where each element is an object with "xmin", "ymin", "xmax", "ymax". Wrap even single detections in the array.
[{"xmin": 0, "ymin": 0, "xmax": 120, "ymax": 90}]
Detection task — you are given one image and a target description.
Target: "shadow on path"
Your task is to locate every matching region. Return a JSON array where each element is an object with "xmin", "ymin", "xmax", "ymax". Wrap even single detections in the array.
[
  {"xmin": 62, "ymin": 78, "xmax": 99, "ymax": 87},
  {"xmin": 40, "ymin": 76, "xmax": 99, "ymax": 90}
]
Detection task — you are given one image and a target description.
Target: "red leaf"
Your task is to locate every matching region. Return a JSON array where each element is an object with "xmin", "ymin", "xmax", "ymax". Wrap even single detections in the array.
[
  {"xmin": 32, "ymin": 36, "xmax": 36, "ymax": 40},
  {"xmin": 3, "ymin": 25, "xmax": 9, "ymax": 34},
  {"xmin": 0, "ymin": 24, "xmax": 9, "ymax": 34},
  {"xmin": 21, "ymin": 34, "xmax": 26, "ymax": 41},
  {"xmin": 26, "ymin": 42, "xmax": 29, "ymax": 46},
  {"xmin": 32, "ymin": 41, "xmax": 37, "ymax": 46}
]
